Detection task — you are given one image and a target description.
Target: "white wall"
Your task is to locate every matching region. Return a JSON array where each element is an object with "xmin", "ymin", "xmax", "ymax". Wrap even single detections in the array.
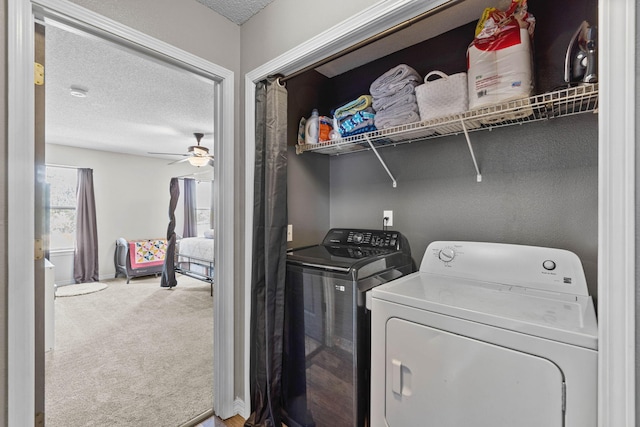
[
  {"xmin": 69, "ymin": 0, "xmax": 240, "ymax": 73},
  {"xmin": 240, "ymin": 0, "xmax": 374, "ymax": 73},
  {"xmin": 46, "ymin": 144, "xmax": 195, "ymax": 283}
]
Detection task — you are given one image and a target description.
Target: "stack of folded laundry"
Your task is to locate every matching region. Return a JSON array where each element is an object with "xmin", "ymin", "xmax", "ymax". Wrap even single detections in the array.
[
  {"xmin": 333, "ymin": 95, "xmax": 377, "ymax": 138},
  {"xmin": 369, "ymin": 64, "xmax": 422, "ymax": 129}
]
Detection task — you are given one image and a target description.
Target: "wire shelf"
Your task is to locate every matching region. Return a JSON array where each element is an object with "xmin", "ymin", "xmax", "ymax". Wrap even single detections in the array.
[{"xmin": 295, "ymin": 83, "xmax": 598, "ymax": 156}]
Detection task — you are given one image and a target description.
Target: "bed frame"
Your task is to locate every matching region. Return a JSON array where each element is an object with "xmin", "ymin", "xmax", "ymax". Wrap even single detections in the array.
[
  {"xmin": 114, "ymin": 238, "xmax": 164, "ymax": 283},
  {"xmin": 174, "ymin": 252, "xmax": 214, "ymax": 296}
]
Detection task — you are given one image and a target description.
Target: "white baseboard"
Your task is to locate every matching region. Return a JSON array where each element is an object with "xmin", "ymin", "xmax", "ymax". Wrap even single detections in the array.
[
  {"xmin": 233, "ymin": 398, "xmax": 249, "ymax": 419},
  {"xmin": 55, "ymin": 280, "xmax": 74, "ymax": 287}
]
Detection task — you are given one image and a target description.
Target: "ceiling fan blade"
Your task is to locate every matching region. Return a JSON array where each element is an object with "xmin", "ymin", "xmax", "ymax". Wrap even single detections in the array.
[
  {"xmin": 148, "ymin": 152, "xmax": 190, "ymax": 156},
  {"xmin": 158, "ymin": 133, "xmax": 214, "ymax": 166},
  {"xmin": 168, "ymin": 157, "xmax": 192, "ymax": 165}
]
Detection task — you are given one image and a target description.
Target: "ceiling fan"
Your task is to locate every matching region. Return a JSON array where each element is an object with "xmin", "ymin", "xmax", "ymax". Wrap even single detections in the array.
[{"xmin": 149, "ymin": 132, "xmax": 214, "ymax": 167}]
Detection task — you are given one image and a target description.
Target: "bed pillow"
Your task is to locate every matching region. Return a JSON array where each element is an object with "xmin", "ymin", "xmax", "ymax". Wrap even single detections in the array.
[{"xmin": 204, "ymin": 229, "xmax": 215, "ymax": 239}]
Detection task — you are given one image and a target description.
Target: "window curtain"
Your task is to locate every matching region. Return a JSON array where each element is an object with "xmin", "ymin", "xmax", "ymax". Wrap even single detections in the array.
[
  {"xmin": 183, "ymin": 178, "xmax": 197, "ymax": 238},
  {"xmin": 161, "ymin": 178, "xmax": 180, "ymax": 289},
  {"xmin": 245, "ymin": 77, "xmax": 288, "ymax": 427},
  {"xmin": 73, "ymin": 168, "xmax": 99, "ymax": 283}
]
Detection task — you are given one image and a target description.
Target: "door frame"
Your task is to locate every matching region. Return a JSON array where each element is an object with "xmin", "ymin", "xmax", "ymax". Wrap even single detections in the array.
[
  {"xmin": 7, "ymin": 0, "xmax": 236, "ymax": 424},
  {"xmin": 243, "ymin": 0, "xmax": 636, "ymax": 424}
]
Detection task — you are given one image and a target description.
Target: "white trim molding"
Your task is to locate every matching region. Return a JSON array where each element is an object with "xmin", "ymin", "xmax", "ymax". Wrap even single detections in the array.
[
  {"xmin": 7, "ymin": 0, "xmax": 36, "ymax": 425},
  {"xmin": 598, "ymin": 0, "xmax": 636, "ymax": 425},
  {"xmin": 233, "ymin": 397, "xmax": 247, "ymax": 419},
  {"xmin": 243, "ymin": 73, "xmax": 256, "ymax": 418},
  {"xmin": 8, "ymin": 0, "xmax": 236, "ymax": 421}
]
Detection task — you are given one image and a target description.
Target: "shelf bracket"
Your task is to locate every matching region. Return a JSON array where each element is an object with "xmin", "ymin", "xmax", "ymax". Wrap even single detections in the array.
[
  {"xmin": 364, "ymin": 135, "xmax": 397, "ymax": 188},
  {"xmin": 460, "ymin": 119, "xmax": 482, "ymax": 182}
]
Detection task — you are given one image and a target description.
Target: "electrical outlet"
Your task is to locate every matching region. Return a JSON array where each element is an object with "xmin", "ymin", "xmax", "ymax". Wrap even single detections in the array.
[
  {"xmin": 383, "ymin": 210, "xmax": 393, "ymax": 227},
  {"xmin": 287, "ymin": 224, "xmax": 293, "ymax": 242}
]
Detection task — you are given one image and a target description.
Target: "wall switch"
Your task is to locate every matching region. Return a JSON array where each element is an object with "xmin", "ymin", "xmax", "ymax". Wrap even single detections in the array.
[
  {"xmin": 287, "ymin": 224, "xmax": 293, "ymax": 242},
  {"xmin": 383, "ymin": 210, "xmax": 393, "ymax": 227}
]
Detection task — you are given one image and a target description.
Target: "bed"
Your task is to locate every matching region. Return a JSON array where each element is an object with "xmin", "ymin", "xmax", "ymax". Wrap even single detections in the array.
[
  {"xmin": 174, "ymin": 234, "xmax": 215, "ymax": 295},
  {"xmin": 115, "ymin": 237, "xmax": 167, "ymax": 283}
]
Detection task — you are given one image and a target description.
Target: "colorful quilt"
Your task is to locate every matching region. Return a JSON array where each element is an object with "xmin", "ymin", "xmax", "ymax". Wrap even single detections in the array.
[{"xmin": 129, "ymin": 239, "xmax": 167, "ymax": 269}]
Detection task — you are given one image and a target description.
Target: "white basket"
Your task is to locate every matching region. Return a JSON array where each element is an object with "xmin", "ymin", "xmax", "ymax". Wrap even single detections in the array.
[{"xmin": 415, "ymin": 71, "xmax": 469, "ymax": 121}]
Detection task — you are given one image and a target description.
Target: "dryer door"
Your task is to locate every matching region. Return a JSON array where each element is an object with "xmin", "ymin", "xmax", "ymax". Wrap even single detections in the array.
[{"xmin": 385, "ymin": 318, "xmax": 564, "ymax": 427}]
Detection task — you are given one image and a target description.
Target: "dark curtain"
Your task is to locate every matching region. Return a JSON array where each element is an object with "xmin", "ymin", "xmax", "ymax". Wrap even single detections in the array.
[
  {"xmin": 73, "ymin": 168, "xmax": 99, "ymax": 283},
  {"xmin": 245, "ymin": 77, "xmax": 288, "ymax": 427},
  {"xmin": 161, "ymin": 178, "xmax": 180, "ymax": 288},
  {"xmin": 183, "ymin": 178, "xmax": 197, "ymax": 238}
]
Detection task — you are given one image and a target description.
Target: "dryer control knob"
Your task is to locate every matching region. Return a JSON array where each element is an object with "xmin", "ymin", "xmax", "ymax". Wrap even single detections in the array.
[
  {"xmin": 543, "ymin": 260, "xmax": 556, "ymax": 271},
  {"xmin": 439, "ymin": 247, "xmax": 456, "ymax": 263}
]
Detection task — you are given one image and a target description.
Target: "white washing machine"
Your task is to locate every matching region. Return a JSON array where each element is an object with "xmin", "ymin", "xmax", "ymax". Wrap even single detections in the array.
[{"xmin": 370, "ymin": 241, "xmax": 597, "ymax": 427}]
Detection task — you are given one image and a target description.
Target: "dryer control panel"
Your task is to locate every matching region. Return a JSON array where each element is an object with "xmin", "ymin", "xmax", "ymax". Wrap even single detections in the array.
[{"xmin": 421, "ymin": 241, "xmax": 589, "ymax": 297}]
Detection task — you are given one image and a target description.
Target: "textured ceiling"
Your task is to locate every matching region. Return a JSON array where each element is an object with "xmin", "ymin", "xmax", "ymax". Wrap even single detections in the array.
[
  {"xmin": 195, "ymin": 0, "xmax": 276, "ymax": 25},
  {"xmin": 44, "ymin": 0, "xmax": 276, "ymax": 161},
  {"xmin": 45, "ymin": 24, "xmax": 215, "ymax": 160}
]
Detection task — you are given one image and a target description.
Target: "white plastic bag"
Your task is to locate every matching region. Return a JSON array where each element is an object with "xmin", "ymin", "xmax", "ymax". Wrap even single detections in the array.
[{"xmin": 467, "ymin": 0, "xmax": 535, "ymax": 109}]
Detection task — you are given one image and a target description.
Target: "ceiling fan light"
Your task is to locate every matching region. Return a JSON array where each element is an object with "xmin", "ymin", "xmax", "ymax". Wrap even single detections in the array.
[
  {"xmin": 188, "ymin": 156, "xmax": 210, "ymax": 167},
  {"xmin": 192, "ymin": 146, "xmax": 208, "ymax": 156}
]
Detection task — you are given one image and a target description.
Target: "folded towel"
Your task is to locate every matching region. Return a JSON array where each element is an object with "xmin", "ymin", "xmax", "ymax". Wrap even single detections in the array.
[
  {"xmin": 341, "ymin": 118, "xmax": 376, "ymax": 136},
  {"xmin": 373, "ymin": 93, "xmax": 418, "ymax": 112},
  {"xmin": 374, "ymin": 101, "xmax": 419, "ymax": 119},
  {"xmin": 372, "ymin": 83, "xmax": 417, "ymax": 111},
  {"xmin": 370, "ymin": 64, "xmax": 421, "ymax": 98},
  {"xmin": 333, "ymin": 95, "xmax": 373, "ymax": 120},
  {"xmin": 339, "ymin": 108, "xmax": 375, "ymax": 135},
  {"xmin": 343, "ymin": 123, "xmax": 377, "ymax": 138},
  {"xmin": 375, "ymin": 103, "xmax": 421, "ymax": 129},
  {"xmin": 375, "ymin": 111, "xmax": 421, "ymax": 129}
]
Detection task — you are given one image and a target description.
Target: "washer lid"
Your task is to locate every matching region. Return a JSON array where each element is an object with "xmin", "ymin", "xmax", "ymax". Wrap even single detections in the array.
[
  {"xmin": 286, "ymin": 228, "xmax": 410, "ymax": 273},
  {"xmin": 287, "ymin": 244, "xmax": 396, "ymax": 272},
  {"xmin": 372, "ymin": 272, "xmax": 598, "ymax": 350}
]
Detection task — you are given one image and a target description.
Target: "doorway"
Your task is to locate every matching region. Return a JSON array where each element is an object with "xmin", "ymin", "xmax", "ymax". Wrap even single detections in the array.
[
  {"xmin": 7, "ymin": 1, "xmax": 236, "ymax": 424},
  {"xmin": 42, "ymin": 20, "xmax": 217, "ymax": 425}
]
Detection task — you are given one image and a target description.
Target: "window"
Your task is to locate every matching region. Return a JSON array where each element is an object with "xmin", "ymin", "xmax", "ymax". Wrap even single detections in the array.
[
  {"xmin": 196, "ymin": 180, "xmax": 212, "ymax": 237},
  {"xmin": 46, "ymin": 166, "xmax": 77, "ymax": 250}
]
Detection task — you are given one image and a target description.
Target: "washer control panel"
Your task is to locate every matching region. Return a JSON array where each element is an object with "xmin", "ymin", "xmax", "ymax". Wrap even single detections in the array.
[
  {"xmin": 322, "ymin": 228, "xmax": 403, "ymax": 250},
  {"xmin": 421, "ymin": 241, "xmax": 589, "ymax": 296}
]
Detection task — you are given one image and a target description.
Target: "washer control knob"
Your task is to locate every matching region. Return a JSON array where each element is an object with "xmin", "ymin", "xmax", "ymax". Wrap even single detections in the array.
[
  {"xmin": 543, "ymin": 260, "xmax": 556, "ymax": 271},
  {"xmin": 439, "ymin": 247, "xmax": 456, "ymax": 263},
  {"xmin": 352, "ymin": 232, "xmax": 364, "ymax": 244}
]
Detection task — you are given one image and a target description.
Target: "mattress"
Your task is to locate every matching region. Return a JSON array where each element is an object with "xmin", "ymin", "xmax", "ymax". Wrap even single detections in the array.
[{"xmin": 178, "ymin": 237, "xmax": 214, "ymax": 262}]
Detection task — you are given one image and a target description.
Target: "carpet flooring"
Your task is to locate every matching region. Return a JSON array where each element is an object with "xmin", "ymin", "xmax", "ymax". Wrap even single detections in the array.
[{"xmin": 45, "ymin": 274, "xmax": 214, "ymax": 426}]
